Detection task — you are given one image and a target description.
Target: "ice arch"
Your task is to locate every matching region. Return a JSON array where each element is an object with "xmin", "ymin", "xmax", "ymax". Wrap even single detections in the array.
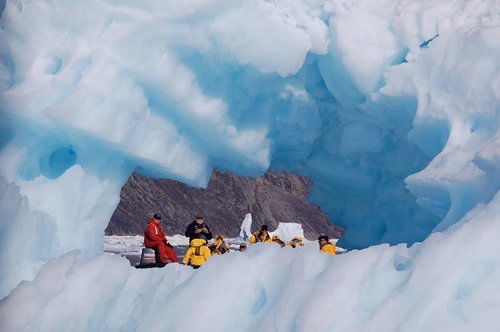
[{"xmin": 0, "ymin": 0, "xmax": 499, "ymax": 300}]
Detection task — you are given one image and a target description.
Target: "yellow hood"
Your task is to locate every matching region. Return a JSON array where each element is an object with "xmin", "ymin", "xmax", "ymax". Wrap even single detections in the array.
[{"xmin": 190, "ymin": 238, "xmax": 207, "ymax": 247}]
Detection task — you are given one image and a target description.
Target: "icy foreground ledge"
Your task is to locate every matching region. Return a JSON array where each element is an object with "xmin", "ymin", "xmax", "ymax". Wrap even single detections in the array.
[{"xmin": 2, "ymin": 192, "xmax": 500, "ymax": 332}]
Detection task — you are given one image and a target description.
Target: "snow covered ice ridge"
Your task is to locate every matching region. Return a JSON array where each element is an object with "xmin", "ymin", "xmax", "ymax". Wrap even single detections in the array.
[
  {"xmin": 2, "ymin": 194, "xmax": 500, "ymax": 331},
  {"xmin": 0, "ymin": 0, "xmax": 499, "ymax": 330}
]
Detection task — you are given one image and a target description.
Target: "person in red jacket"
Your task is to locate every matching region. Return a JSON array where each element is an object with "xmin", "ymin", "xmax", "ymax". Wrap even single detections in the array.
[{"xmin": 144, "ymin": 214, "xmax": 179, "ymax": 265}]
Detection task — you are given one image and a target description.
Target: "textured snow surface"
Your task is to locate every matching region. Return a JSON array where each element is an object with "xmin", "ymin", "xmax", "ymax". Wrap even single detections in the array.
[
  {"xmin": 0, "ymin": 0, "xmax": 499, "ymax": 330},
  {"xmin": 2, "ymin": 193, "xmax": 500, "ymax": 331}
]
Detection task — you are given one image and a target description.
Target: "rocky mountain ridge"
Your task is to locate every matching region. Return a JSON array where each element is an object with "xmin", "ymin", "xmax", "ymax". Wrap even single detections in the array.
[{"xmin": 106, "ymin": 170, "xmax": 343, "ymax": 240}]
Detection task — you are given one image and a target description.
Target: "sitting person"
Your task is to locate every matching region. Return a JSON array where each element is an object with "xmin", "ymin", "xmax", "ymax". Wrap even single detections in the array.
[
  {"xmin": 249, "ymin": 224, "xmax": 272, "ymax": 243},
  {"xmin": 318, "ymin": 235, "xmax": 336, "ymax": 256},
  {"xmin": 185, "ymin": 215, "xmax": 213, "ymax": 242},
  {"xmin": 143, "ymin": 213, "xmax": 179, "ymax": 265},
  {"xmin": 287, "ymin": 236, "xmax": 304, "ymax": 248},
  {"xmin": 183, "ymin": 238, "xmax": 212, "ymax": 269},
  {"xmin": 239, "ymin": 243, "xmax": 248, "ymax": 252},
  {"xmin": 209, "ymin": 234, "xmax": 230, "ymax": 255},
  {"xmin": 271, "ymin": 234, "xmax": 286, "ymax": 247}
]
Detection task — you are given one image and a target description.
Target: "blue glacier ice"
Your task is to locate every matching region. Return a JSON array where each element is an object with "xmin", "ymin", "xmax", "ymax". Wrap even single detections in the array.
[{"xmin": 0, "ymin": 0, "xmax": 499, "ymax": 330}]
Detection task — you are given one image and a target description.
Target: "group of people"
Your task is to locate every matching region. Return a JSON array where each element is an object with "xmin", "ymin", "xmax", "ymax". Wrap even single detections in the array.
[
  {"xmin": 249, "ymin": 224, "xmax": 303, "ymax": 248},
  {"xmin": 143, "ymin": 214, "xmax": 336, "ymax": 269},
  {"xmin": 249, "ymin": 224, "xmax": 337, "ymax": 254}
]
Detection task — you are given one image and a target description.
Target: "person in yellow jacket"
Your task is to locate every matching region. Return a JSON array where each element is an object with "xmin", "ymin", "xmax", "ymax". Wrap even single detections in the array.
[
  {"xmin": 249, "ymin": 225, "xmax": 272, "ymax": 243},
  {"xmin": 271, "ymin": 234, "xmax": 286, "ymax": 247},
  {"xmin": 183, "ymin": 238, "xmax": 211, "ymax": 269},
  {"xmin": 318, "ymin": 235, "xmax": 336, "ymax": 256},
  {"xmin": 209, "ymin": 234, "xmax": 230, "ymax": 255},
  {"xmin": 287, "ymin": 236, "xmax": 304, "ymax": 248}
]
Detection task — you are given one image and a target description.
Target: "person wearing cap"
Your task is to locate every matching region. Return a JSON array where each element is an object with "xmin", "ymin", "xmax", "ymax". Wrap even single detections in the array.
[
  {"xmin": 183, "ymin": 238, "xmax": 211, "ymax": 269},
  {"xmin": 249, "ymin": 225, "xmax": 272, "ymax": 243},
  {"xmin": 185, "ymin": 215, "xmax": 213, "ymax": 242},
  {"xmin": 239, "ymin": 243, "xmax": 248, "ymax": 252},
  {"xmin": 287, "ymin": 236, "xmax": 304, "ymax": 248},
  {"xmin": 144, "ymin": 213, "xmax": 179, "ymax": 265},
  {"xmin": 209, "ymin": 234, "xmax": 230, "ymax": 255},
  {"xmin": 271, "ymin": 234, "xmax": 286, "ymax": 247},
  {"xmin": 318, "ymin": 235, "xmax": 336, "ymax": 255}
]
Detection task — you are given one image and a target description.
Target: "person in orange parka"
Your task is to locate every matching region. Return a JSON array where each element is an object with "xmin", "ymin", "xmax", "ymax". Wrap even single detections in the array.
[{"xmin": 144, "ymin": 214, "xmax": 179, "ymax": 265}]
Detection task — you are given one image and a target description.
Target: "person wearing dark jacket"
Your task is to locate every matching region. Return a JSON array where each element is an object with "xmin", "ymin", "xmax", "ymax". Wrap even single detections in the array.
[{"xmin": 185, "ymin": 215, "xmax": 213, "ymax": 242}]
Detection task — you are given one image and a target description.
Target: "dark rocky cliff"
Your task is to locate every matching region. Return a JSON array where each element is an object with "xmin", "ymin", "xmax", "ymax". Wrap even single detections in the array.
[{"xmin": 106, "ymin": 170, "xmax": 343, "ymax": 240}]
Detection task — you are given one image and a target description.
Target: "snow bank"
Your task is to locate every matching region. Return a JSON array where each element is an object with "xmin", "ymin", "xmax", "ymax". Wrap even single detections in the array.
[
  {"xmin": 2, "ymin": 192, "xmax": 500, "ymax": 331},
  {"xmin": 270, "ymin": 222, "xmax": 306, "ymax": 243}
]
